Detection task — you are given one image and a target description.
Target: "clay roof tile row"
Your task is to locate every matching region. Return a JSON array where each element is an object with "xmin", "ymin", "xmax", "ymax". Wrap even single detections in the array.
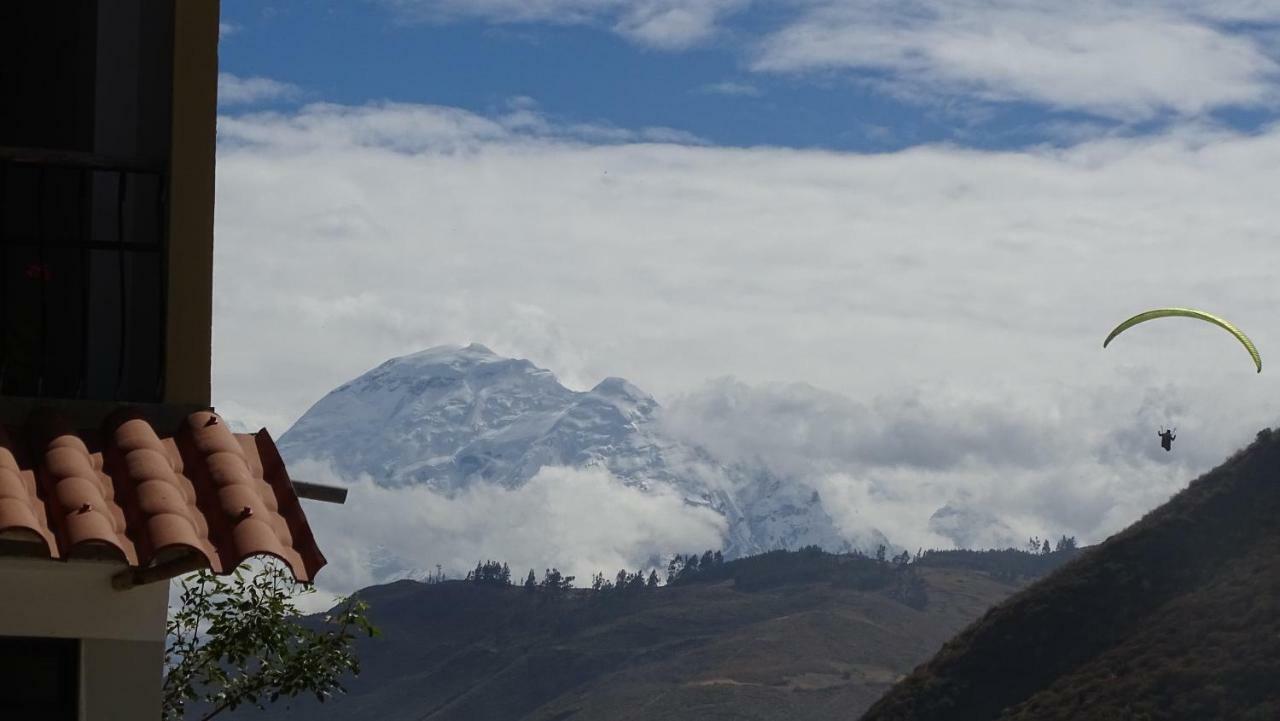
[{"xmin": 0, "ymin": 409, "xmax": 325, "ymax": 584}]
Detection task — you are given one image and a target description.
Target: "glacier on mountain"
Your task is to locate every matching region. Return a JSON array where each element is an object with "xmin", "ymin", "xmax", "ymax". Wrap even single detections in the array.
[{"xmin": 278, "ymin": 344, "xmax": 890, "ymax": 563}]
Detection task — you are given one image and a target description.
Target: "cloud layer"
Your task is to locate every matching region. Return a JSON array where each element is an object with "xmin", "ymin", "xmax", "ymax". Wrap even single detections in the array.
[
  {"xmin": 214, "ymin": 101, "xmax": 1280, "ymax": 430},
  {"xmin": 217, "ymin": 73, "xmax": 301, "ymax": 107},
  {"xmin": 380, "ymin": 1, "xmax": 1280, "ymax": 120},
  {"xmin": 213, "ymin": 100, "xmax": 1280, "ymax": 592},
  {"xmin": 295, "ymin": 462, "xmax": 726, "ymax": 596},
  {"xmin": 661, "ymin": 377, "xmax": 1254, "ymax": 553},
  {"xmin": 217, "ymin": 99, "xmax": 703, "ymax": 153},
  {"xmin": 753, "ymin": 1, "xmax": 1280, "ymax": 120},
  {"xmin": 381, "ymin": 0, "xmax": 747, "ymax": 49}
]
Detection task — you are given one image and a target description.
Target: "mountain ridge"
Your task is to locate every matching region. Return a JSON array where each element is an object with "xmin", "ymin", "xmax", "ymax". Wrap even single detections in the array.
[
  {"xmin": 225, "ymin": 547, "xmax": 1079, "ymax": 721},
  {"xmin": 859, "ymin": 427, "xmax": 1280, "ymax": 720},
  {"xmin": 278, "ymin": 344, "xmax": 883, "ymax": 568}
]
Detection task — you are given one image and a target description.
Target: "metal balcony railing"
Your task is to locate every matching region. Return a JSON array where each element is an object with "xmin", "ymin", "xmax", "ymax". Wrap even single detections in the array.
[{"xmin": 0, "ymin": 146, "xmax": 168, "ymax": 402}]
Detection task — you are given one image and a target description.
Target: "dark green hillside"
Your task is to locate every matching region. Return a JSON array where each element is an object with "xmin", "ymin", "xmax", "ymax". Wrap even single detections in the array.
[
  {"xmin": 232, "ymin": 547, "xmax": 1075, "ymax": 721},
  {"xmin": 861, "ymin": 428, "xmax": 1280, "ymax": 721}
]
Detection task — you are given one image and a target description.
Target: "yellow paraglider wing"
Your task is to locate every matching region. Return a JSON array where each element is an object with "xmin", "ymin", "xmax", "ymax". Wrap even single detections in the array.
[{"xmin": 1103, "ymin": 308, "xmax": 1261, "ymax": 373}]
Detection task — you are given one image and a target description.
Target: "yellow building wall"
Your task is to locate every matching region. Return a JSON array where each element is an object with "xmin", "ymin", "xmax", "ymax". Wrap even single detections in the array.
[{"xmin": 164, "ymin": 0, "xmax": 220, "ymax": 407}]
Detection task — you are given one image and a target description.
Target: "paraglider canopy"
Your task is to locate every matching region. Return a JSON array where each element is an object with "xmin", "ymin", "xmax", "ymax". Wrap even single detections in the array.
[{"xmin": 1103, "ymin": 308, "xmax": 1261, "ymax": 373}]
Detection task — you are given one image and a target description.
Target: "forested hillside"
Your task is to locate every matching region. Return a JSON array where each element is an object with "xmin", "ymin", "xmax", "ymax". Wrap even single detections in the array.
[
  {"xmin": 862, "ymin": 428, "xmax": 1280, "ymax": 721},
  {"xmin": 230, "ymin": 546, "xmax": 1078, "ymax": 720}
]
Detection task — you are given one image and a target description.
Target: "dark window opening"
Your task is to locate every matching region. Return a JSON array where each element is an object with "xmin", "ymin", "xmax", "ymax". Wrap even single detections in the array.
[
  {"xmin": 0, "ymin": 636, "xmax": 79, "ymax": 721},
  {"xmin": 0, "ymin": 159, "xmax": 166, "ymax": 400},
  {"xmin": 0, "ymin": 0, "xmax": 174, "ymax": 403}
]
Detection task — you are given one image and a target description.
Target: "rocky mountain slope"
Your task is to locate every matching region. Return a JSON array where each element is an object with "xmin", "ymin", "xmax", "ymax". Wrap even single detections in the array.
[{"xmin": 860, "ymin": 427, "xmax": 1280, "ymax": 721}]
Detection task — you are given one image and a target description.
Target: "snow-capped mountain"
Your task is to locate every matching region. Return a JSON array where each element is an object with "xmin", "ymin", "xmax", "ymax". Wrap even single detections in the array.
[{"xmin": 279, "ymin": 344, "xmax": 886, "ymax": 559}]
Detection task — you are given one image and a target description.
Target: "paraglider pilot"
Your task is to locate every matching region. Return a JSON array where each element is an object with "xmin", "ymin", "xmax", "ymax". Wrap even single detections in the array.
[{"xmin": 1158, "ymin": 427, "xmax": 1176, "ymax": 452}]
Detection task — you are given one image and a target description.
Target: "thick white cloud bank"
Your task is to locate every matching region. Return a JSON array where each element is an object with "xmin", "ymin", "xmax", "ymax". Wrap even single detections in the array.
[
  {"xmin": 295, "ymin": 461, "xmax": 726, "ymax": 597},
  {"xmin": 660, "ymin": 378, "xmax": 1257, "ymax": 554},
  {"xmin": 214, "ymin": 101, "xmax": 1280, "ymax": 431},
  {"xmin": 213, "ymin": 100, "xmax": 1280, "ymax": 593}
]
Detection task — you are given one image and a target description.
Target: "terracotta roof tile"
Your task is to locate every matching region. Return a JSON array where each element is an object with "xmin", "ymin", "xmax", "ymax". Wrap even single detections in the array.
[
  {"xmin": 0, "ymin": 409, "xmax": 326, "ymax": 583},
  {"xmin": 0, "ymin": 425, "xmax": 55, "ymax": 550}
]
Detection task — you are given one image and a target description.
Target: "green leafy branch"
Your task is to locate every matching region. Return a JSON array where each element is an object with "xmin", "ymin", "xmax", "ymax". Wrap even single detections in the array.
[{"xmin": 162, "ymin": 561, "xmax": 378, "ymax": 720}]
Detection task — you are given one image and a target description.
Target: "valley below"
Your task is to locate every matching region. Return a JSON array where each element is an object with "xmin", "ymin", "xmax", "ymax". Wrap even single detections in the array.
[{"xmin": 232, "ymin": 548, "xmax": 1076, "ymax": 720}]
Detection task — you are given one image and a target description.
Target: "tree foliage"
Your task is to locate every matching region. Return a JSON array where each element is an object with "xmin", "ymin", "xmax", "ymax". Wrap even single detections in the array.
[
  {"xmin": 466, "ymin": 560, "xmax": 513, "ymax": 586},
  {"xmin": 916, "ymin": 544, "xmax": 1082, "ymax": 582},
  {"xmin": 163, "ymin": 562, "xmax": 378, "ymax": 720},
  {"xmin": 666, "ymin": 549, "xmax": 727, "ymax": 584},
  {"xmin": 539, "ymin": 567, "xmax": 575, "ymax": 594}
]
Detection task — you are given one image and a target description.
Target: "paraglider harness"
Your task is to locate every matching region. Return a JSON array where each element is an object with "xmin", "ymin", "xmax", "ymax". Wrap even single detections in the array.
[{"xmin": 1158, "ymin": 427, "xmax": 1176, "ymax": 452}]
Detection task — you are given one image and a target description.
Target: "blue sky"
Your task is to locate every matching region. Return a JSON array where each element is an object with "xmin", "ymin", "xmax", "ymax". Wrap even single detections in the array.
[{"xmin": 218, "ymin": 0, "xmax": 1280, "ymax": 152}]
